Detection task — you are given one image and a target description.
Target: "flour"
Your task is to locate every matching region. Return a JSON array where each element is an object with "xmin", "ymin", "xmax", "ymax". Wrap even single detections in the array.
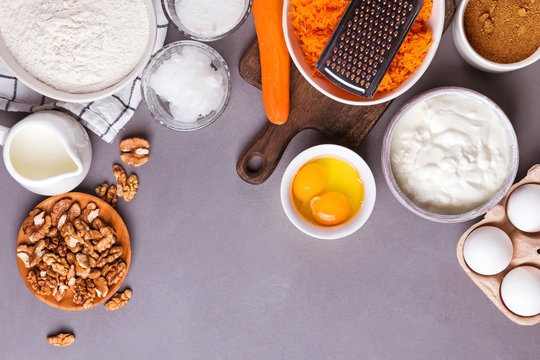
[
  {"xmin": 0, "ymin": 0, "xmax": 150, "ymax": 93},
  {"xmin": 175, "ymin": 0, "xmax": 247, "ymax": 38}
]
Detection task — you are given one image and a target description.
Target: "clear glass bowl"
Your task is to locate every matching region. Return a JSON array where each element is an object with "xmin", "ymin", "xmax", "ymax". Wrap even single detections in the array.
[
  {"xmin": 162, "ymin": 0, "xmax": 252, "ymax": 42},
  {"xmin": 381, "ymin": 87, "xmax": 519, "ymax": 223},
  {"xmin": 141, "ymin": 40, "xmax": 231, "ymax": 132}
]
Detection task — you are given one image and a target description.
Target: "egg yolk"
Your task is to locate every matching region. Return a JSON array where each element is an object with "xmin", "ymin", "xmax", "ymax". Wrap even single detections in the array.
[
  {"xmin": 292, "ymin": 163, "xmax": 326, "ymax": 203},
  {"xmin": 310, "ymin": 192, "xmax": 351, "ymax": 226}
]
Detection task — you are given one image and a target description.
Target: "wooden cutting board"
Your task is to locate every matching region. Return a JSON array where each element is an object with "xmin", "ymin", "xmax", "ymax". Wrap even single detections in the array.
[{"xmin": 236, "ymin": 0, "xmax": 456, "ymax": 185}]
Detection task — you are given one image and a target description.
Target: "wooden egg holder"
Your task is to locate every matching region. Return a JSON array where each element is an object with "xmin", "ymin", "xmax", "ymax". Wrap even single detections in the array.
[{"xmin": 457, "ymin": 165, "xmax": 540, "ymax": 325}]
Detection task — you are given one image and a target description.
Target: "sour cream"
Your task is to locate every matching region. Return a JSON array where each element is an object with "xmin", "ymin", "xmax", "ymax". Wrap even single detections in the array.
[{"xmin": 390, "ymin": 92, "xmax": 511, "ymax": 215}]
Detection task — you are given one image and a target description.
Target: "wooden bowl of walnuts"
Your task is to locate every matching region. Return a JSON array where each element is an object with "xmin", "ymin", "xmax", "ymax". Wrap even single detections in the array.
[{"xmin": 16, "ymin": 193, "xmax": 131, "ymax": 310}]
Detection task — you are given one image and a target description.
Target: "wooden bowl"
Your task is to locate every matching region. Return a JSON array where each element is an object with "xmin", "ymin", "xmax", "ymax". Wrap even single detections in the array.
[
  {"xmin": 457, "ymin": 165, "xmax": 540, "ymax": 325},
  {"xmin": 16, "ymin": 192, "xmax": 131, "ymax": 311}
]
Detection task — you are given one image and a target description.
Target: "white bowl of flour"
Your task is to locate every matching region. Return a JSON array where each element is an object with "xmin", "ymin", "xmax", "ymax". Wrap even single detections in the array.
[{"xmin": 0, "ymin": 0, "xmax": 157, "ymax": 103}]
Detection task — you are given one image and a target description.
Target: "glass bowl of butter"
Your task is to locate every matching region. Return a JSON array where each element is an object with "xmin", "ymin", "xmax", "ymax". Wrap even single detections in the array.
[{"xmin": 381, "ymin": 87, "xmax": 519, "ymax": 223}]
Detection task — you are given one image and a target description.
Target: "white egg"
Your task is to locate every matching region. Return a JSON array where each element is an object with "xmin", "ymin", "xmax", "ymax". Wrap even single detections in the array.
[
  {"xmin": 507, "ymin": 184, "xmax": 540, "ymax": 233},
  {"xmin": 463, "ymin": 226, "xmax": 513, "ymax": 276},
  {"xmin": 500, "ymin": 266, "xmax": 540, "ymax": 317}
]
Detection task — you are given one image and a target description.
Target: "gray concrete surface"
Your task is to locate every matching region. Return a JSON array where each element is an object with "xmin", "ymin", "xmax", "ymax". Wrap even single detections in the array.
[{"xmin": 1, "ymin": 10, "xmax": 539, "ymax": 360}]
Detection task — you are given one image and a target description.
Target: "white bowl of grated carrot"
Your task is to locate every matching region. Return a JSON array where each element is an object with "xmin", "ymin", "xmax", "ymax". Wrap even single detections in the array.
[{"xmin": 283, "ymin": 0, "xmax": 445, "ymax": 106}]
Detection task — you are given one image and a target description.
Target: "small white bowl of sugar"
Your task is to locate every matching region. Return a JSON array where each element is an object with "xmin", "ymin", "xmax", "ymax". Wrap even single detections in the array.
[
  {"xmin": 141, "ymin": 41, "xmax": 231, "ymax": 131},
  {"xmin": 163, "ymin": 0, "xmax": 252, "ymax": 41}
]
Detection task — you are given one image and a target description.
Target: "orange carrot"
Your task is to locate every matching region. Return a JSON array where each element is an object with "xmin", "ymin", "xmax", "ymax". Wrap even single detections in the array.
[{"xmin": 253, "ymin": 0, "xmax": 290, "ymax": 125}]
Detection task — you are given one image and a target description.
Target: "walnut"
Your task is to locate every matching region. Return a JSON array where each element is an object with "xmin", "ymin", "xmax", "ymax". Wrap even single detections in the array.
[
  {"xmin": 51, "ymin": 198, "xmax": 72, "ymax": 227},
  {"xmin": 72, "ymin": 278, "xmax": 96, "ymax": 308},
  {"xmin": 88, "ymin": 268, "xmax": 101, "ymax": 279},
  {"xmin": 48, "ymin": 227, "xmax": 58, "ymax": 237},
  {"xmin": 97, "ymin": 246, "xmax": 123, "ymax": 267},
  {"xmin": 93, "ymin": 219, "xmax": 116, "ymax": 252},
  {"xmin": 17, "ymin": 239, "xmax": 47, "ymax": 268},
  {"xmin": 94, "ymin": 276, "xmax": 109, "ymax": 298},
  {"xmin": 52, "ymin": 283, "xmax": 69, "ymax": 302},
  {"xmin": 82, "ymin": 239, "xmax": 99, "ymax": 260},
  {"xmin": 102, "ymin": 259, "xmax": 127, "ymax": 286},
  {"xmin": 16, "ymin": 244, "xmax": 32, "ymax": 267},
  {"xmin": 113, "ymin": 164, "xmax": 127, "ymax": 198},
  {"xmin": 73, "ymin": 253, "xmax": 91, "ymax": 278},
  {"xmin": 45, "ymin": 237, "xmax": 67, "ymax": 257},
  {"xmin": 46, "ymin": 333, "xmax": 75, "ymax": 347},
  {"xmin": 67, "ymin": 202, "xmax": 81, "ymax": 222},
  {"xmin": 42, "ymin": 253, "xmax": 69, "ymax": 277},
  {"xmin": 61, "ymin": 223, "xmax": 83, "ymax": 252},
  {"xmin": 81, "ymin": 202, "xmax": 100, "ymax": 224},
  {"xmin": 94, "ymin": 232, "xmax": 116, "ymax": 253},
  {"xmin": 96, "ymin": 183, "xmax": 118, "ymax": 208},
  {"xmin": 27, "ymin": 267, "xmax": 57, "ymax": 296},
  {"xmin": 67, "ymin": 265, "xmax": 76, "ymax": 286},
  {"xmin": 104, "ymin": 289, "xmax": 132, "ymax": 311},
  {"xmin": 73, "ymin": 218, "xmax": 92, "ymax": 239},
  {"xmin": 22, "ymin": 209, "xmax": 52, "ymax": 243},
  {"xmin": 123, "ymin": 174, "xmax": 139, "ymax": 202},
  {"xmin": 120, "ymin": 137, "xmax": 150, "ymax": 167}
]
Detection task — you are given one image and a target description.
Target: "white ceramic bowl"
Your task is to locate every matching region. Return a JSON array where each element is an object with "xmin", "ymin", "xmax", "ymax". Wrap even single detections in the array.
[
  {"xmin": 0, "ymin": 0, "xmax": 157, "ymax": 103},
  {"xmin": 452, "ymin": 0, "xmax": 540, "ymax": 73},
  {"xmin": 381, "ymin": 87, "xmax": 519, "ymax": 223},
  {"xmin": 281, "ymin": 145, "xmax": 376, "ymax": 240},
  {"xmin": 282, "ymin": 0, "xmax": 445, "ymax": 106}
]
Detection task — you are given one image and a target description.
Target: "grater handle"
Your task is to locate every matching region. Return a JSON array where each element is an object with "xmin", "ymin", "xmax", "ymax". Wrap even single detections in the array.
[{"xmin": 236, "ymin": 120, "xmax": 301, "ymax": 185}]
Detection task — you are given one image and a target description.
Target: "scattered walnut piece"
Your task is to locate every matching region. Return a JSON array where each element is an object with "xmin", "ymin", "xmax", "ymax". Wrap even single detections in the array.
[
  {"xmin": 95, "ymin": 183, "xmax": 118, "ymax": 208},
  {"xmin": 123, "ymin": 174, "xmax": 139, "ymax": 202},
  {"xmin": 105, "ymin": 289, "xmax": 132, "ymax": 311},
  {"xmin": 46, "ymin": 333, "xmax": 75, "ymax": 347},
  {"xmin": 120, "ymin": 137, "xmax": 150, "ymax": 167},
  {"xmin": 113, "ymin": 164, "xmax": 127, "ymax": 198}
]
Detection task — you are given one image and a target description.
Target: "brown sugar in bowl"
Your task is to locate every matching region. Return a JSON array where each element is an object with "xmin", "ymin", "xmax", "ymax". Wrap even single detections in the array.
[
  {"xmin": 16, "ymin": 192, "xmax": 131, "ymax": 311},
  {"xmin": 452, "ymin": 0, "xmax": 540, "ymax": 72}
]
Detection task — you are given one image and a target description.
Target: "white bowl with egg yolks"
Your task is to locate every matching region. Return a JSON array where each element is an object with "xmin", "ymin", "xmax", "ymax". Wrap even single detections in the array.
[{"xmin": 281, "ymin": 145, "xmax": 376, "ymax": 240}]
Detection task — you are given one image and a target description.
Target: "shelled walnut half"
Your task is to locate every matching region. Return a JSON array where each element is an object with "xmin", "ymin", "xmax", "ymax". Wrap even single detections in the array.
[
  {"xmin": 47, "ymin": 333, "xmax": 75, "ymax": 347},
  {"xmin": 120, "ymin": 137, "xmax": 150, "ymax": 167},
  {"xmin": 104, "ymin": 288, "xmax": 132, "ymax": 311}
]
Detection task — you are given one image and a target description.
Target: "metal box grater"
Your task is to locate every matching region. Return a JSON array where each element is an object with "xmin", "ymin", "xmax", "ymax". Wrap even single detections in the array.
[{"xmin": 316, "ymin": 0, "xmax": 423, "ymax": 98}]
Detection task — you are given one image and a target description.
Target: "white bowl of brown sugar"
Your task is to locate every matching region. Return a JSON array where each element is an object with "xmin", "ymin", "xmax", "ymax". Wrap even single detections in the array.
[{"xmin": 453, "ymin": 0, "xmax": 540, "ymax": 72}]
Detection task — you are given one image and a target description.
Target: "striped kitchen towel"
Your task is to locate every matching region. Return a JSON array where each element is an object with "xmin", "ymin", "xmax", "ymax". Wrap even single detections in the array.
[{"xmin": 0, "ymin": 0, "xmax": 168, "ymax": 143}]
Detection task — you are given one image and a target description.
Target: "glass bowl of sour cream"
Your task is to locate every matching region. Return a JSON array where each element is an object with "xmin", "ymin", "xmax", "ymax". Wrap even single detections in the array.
[
  {"xmin": 381, "ymin": 87, "xmax": 519, "ymax": 223},
  {"xmin": 141, "ymin": 40, "xmax": 231, "ymax": 131},
  {"xmin": 163, "ymin": 0, "xmax": 252, "ymax": 42}
]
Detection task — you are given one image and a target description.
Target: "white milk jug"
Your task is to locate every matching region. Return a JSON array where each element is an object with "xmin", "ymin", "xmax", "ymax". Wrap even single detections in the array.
[{"xmin": 0, "ymin": 110, "xmax": 92, "ymax": 195}]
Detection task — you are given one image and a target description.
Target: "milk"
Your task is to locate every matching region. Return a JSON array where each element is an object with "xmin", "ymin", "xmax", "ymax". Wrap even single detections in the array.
[{"xmin": 9, "ymin": 125, "xmax": 78, "ymax": 180}]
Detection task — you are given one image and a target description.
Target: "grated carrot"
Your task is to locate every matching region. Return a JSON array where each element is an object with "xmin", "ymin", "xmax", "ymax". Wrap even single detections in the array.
[{"xmin": 289, "ymin": 0, "xmax": 433, "ymax": 94}]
